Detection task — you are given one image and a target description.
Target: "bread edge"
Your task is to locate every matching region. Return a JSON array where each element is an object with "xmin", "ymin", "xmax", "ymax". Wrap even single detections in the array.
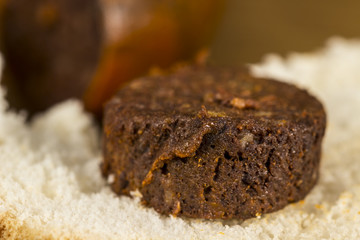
[{"xmin": 0, "ymin": 211, "xmax": 83, "ymax": 240}]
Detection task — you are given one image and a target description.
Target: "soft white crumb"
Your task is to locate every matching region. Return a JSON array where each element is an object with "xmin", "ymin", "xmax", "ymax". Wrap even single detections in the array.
[
  {"xmin": 1, "ymin": 37, "xmax": 360, "ymax": 239},
  {"xmin": 107, "ymin": 174, "xmax": 115, "ymax": 185},
  {"xmin": 130, "ymin": 189, "xmax": 143, "ymax": 199}
]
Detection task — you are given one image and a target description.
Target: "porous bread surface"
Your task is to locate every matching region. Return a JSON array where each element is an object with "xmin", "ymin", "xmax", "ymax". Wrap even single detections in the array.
[{"xmin": 1, "ymin": 37, "xmax": 360, "ymax": 239}]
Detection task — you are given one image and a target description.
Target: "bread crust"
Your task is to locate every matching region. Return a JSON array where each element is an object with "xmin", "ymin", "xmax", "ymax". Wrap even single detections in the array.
[
  {"xmin": 0, "ymin": 212, "xmax": 85, "ymax": 240},
  {"xmin": 0, "ymin": 212, "xmax": 51, "ymax": 240}
]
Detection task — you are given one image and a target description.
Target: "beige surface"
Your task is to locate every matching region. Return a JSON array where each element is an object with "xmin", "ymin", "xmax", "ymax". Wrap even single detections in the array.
[{"xmin": 1, "ymin": 38, "xmax": 360, "ymax": 239}]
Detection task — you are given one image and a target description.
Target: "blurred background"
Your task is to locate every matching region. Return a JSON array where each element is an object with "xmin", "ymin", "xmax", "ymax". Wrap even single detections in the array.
[
  {"xmin": 0, "ymin": 0, "xmax": 359, "ymax": 117},
  {"xmin": 212, "ymin": 0, "xmax": 360, "ymax": 64}
]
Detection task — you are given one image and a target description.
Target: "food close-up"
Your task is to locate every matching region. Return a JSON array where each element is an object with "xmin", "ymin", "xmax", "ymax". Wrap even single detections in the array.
[
  {"xmin": 103, "ymin": 66, "xmax": 326, "ymax": 220},
  {"xmin": 0, "ymin": 0, "xmax": 360, "ymax": 239}
]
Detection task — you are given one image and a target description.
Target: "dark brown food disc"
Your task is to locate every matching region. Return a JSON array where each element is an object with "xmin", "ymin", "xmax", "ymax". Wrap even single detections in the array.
[{"xmin": 102, "ymin": 66, "xmax": 326, "ymax": 220}]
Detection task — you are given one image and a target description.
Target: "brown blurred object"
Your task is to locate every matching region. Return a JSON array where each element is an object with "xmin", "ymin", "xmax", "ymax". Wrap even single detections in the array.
[
  {"xmin": 0, "ymin": 0, "xmax": 225, "ymax": 116},
  {"xmin": 84, "ymin": 0, "xmax": 226, "ymax": 116},
  {"xmin": 211, "ymin": 0, "xmax": 360, "ymax": 64},
  {"xmin": 0, "ymin": 0, "xmax": 103, "ymax": 114}
]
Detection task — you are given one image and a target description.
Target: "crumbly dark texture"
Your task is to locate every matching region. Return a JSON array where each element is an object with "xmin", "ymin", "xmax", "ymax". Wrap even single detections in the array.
[{"xmin": 102, "ymin": 66, "xmax": 326, "ymax": 220}]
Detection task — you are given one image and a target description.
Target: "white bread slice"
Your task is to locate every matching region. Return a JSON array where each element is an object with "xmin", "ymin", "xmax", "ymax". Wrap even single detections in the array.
[{"xmin": 1, "ymin": 37, "xmax": 360, "ymax": 240}]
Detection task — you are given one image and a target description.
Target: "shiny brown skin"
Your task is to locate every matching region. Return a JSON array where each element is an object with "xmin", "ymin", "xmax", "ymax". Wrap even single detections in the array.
[
  {"xmin": 103, "ymin": 66, "xmax": 326, "ymax": 220},
  {"xmin": 83, "ymin": 0, "xmax": 226, "ymax": 116}
]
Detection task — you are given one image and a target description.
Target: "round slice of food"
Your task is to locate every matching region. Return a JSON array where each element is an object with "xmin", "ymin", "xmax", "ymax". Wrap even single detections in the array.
[{"xmin": 102, "ymin": 66, "xmax": 326, "ymax": 220}]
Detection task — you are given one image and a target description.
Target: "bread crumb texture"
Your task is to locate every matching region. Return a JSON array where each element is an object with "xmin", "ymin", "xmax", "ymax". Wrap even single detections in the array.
[{"xmin": 1, "ymin": 37, "xmax": 360, "ymax": 240}]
